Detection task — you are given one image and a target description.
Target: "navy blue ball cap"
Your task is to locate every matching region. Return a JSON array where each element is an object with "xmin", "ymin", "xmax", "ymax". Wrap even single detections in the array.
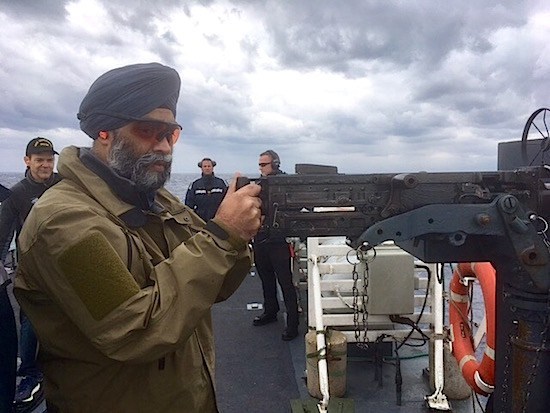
[{"xmin": 26, "ymin": 137, "xmax": 58, "ymax": 156}]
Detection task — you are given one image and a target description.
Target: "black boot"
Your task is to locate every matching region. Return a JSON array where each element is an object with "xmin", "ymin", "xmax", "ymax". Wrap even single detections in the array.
[
  {"xmin": 253, "ymin": 313, "xmax": 277, "ymax": 326},
  {"xmin": 282, "ymin": 313, "xmax": 299, "ymax": 341},
  {"xmin": 281, "ymin": 328, "xmax": 299, "ymax": 341}
]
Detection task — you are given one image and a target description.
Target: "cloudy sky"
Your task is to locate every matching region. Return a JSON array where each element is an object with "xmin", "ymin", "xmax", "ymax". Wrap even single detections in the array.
[{"xmin": 1, "ymin": 0, "xmax": 549, "ymax": 175}]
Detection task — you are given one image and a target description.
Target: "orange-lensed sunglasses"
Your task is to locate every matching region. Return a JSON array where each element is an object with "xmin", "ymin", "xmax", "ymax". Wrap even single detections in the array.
[
  {"xmin": 129, "ymin": 120, "xmax": 182, "ymax": 144},
  {"xmin": 102, "ymin": 112, "xmax": 183, "ymax": 144}
]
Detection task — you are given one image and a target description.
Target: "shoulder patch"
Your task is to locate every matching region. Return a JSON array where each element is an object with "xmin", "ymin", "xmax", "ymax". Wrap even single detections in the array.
[{"xmin": 58, "ymin": 232, "xmax": 140, "ymax": 320}]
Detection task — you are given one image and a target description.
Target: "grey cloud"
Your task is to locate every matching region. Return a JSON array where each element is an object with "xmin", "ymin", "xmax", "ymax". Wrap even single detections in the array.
[
  {"xmin": 180, "ymin": 81, "xmax": 252, "ymax": 139},
  {"xmin": 0, "ymin": 0, "xmax": 549, "ymax": 174},
  {"xmin": 257, "ymin": 0, "xmax": 527, "ymax": 74},
  {"xmin": 0, "ymin": 0, "xmax": 67, "ymax": 20}
]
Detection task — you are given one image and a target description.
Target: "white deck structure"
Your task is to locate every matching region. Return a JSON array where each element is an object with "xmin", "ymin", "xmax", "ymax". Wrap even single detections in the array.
[{"xmin": 305, "ymin": 236, "xmax": 450, "ymax": 410}]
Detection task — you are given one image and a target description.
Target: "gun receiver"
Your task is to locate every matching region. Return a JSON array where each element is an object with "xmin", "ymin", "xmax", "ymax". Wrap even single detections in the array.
[
  {"xmin": 244, "ymin": 165, "xmax": 550, "ymax": 411},
  {"xmin": 258, "ymin": 166, "xmax": 549, "ymax": 238}
]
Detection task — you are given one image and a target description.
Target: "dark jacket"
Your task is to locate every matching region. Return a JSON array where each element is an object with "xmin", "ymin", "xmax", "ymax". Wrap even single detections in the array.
[
  {"xmin": 0, "ymin": 169, "xmax": 61, "ymax": 262},
  {"xmin": 185, "ymin": 174, "xmax": 227, "ymax": 221}
]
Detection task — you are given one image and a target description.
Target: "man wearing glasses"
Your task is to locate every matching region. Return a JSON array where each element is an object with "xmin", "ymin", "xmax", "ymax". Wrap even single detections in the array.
[
  {"xmin": 13, "ymin": 63, "xmax": 261, "ymax": 413},
  {"xmin": 252, "ymin": 150, "xmax": 300, "ymax": 341}
]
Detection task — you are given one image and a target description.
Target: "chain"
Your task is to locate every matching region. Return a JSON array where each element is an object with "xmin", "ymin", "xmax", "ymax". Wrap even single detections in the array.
[
  {"xmin": 498, "ymin": 318, "xmax": 516, "ymax": 413},
  {"xmin": 348, "ymin": 247, "xmax": 374, "ymax": 349},
  {"xmin": 352, "ymin": 262, "xmax": 361, "ymax": 344},
  {"xmin": 360, "ymin": 257, "xmax": 370, "ymax": 350},
  {"xmin": 521, "ymin": 291, "xmax": 550, "ymax": 413}
]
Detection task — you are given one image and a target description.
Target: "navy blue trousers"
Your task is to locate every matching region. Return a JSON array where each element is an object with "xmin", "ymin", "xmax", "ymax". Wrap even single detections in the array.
[
  {"xmin": 17, "ymin": 311, "xmax": 42, "ymax": 380},
  {"xmin": 0, "ymin": 285, "xmax": 17, "ymax": 413},
  {"xmin": 253, "ymin": 242, "xmax": 299, "ymax": 330}
]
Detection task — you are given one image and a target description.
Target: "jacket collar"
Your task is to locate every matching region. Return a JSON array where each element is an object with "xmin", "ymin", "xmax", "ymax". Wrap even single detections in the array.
[
  {"xmin": 57, "ymin": 146, "xmax": 166, "ymax": 228},
  {"xmin": 25, "ymin": 168, "xmax": 58, "ymax": 187},
  {"xmin": 79, "ymin": 148, "xmax": 158, "ymax": 212}
]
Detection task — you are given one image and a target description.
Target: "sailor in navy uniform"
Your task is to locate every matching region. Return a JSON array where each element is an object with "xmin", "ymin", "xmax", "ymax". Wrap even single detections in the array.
[{"xmin": 185, "ymin": 158, "xmax": 227, "ymax": 221}]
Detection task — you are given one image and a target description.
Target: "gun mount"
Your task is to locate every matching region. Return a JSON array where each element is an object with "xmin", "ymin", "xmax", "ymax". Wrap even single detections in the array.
[{"xmin": 242, "ymin": 164, "xmax": 550, "ymax": 412}]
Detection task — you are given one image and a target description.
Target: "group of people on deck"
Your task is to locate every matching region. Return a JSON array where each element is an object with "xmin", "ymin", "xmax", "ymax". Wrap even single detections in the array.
[{"xmin": 0, "ymin": 63, "xmax": 300, "ymax": 413}]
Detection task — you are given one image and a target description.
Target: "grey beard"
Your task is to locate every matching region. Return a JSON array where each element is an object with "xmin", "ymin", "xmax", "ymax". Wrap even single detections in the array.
[{"xmin": 108, "ymin": 135, "xmax": 172, "ymax": 192}]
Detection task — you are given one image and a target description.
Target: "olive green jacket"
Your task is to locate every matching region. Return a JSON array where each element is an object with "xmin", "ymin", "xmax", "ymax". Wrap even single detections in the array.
[{"xmin": 14, "ymin": 146, "xmax": 251, "ymax": 413}]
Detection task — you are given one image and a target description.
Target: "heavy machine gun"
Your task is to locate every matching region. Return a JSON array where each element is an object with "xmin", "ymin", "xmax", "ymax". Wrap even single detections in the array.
[{"xmin": 240, "ymin": 164, "xmax": 550, "ymax": 412}]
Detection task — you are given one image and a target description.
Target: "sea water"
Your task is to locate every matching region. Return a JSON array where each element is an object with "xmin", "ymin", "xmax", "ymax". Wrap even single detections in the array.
[{"xmin": 0, "ymin": 172, "xmax": 239, "ymax": 201}]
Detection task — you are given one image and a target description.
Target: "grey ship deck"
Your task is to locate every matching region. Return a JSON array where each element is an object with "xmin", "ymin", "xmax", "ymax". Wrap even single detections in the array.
[{"xmin": 212, "ymin": 271, "xmax": 488, "ymax": 413}]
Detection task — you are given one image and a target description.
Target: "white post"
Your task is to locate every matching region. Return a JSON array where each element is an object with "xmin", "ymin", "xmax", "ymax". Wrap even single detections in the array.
[
  {"xmin": 310, "ymin": 253, "xmax": 330, "ymax": 412},
  {"xmin": 425, "ymin": 263, "xmax": 451, "ymax": 410}
]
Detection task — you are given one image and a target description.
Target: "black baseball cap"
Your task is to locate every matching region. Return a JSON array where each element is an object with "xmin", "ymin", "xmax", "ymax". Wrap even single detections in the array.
[{"xmin": 26, "ymin": 137, "xmax": 58, "ymax": 156}]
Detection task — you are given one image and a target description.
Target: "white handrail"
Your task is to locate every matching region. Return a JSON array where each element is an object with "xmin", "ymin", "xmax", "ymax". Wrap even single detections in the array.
[
  {"xmin": 425, "ymin": 263, "xmax": 451, "ymax": 410},
  {"xmin": 310, "ymin": 254, "xmax": 330, "ymax": 412}
]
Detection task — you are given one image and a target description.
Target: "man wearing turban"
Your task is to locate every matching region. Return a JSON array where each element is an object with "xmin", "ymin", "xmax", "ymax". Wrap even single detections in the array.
[{"xmin": 14, "ymin": 63, "xmax": 262, "ymax": 413}]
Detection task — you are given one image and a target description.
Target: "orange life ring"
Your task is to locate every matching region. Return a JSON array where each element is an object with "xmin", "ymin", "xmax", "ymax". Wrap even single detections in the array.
[{"xmin": 449, "ymin": 262, "xmax": 496, "ymax": 395}]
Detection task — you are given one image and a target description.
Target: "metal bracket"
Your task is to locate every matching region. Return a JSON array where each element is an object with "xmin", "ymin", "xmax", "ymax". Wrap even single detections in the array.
[{"xmin": 425, "ymin": 391, "xmax": 452, "ymax": 411}]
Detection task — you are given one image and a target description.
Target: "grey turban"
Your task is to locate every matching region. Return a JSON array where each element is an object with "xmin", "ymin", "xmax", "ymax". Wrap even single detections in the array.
[{"xmin": 77, "ymin": 62, "xmax": 181, "ymax": 139}]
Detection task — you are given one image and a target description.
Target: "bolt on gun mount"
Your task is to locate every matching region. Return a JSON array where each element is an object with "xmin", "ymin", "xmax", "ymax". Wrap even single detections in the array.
[{"xmin": 239, "ymin": 164, "xmax": 550, "ymax": 412}]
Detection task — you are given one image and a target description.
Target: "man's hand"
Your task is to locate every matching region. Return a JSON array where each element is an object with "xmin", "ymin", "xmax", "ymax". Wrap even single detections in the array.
[{"xmin": 214, "ymin": 174, "xmax": 262, "ymax": 241}]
